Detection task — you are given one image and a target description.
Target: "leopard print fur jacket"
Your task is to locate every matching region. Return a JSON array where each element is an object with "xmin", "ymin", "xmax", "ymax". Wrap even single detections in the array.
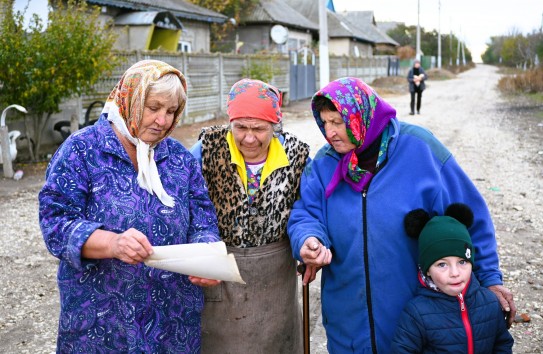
[{"xmin": 199, "ymin": 125, "xmax": 310, "ymax": 248}]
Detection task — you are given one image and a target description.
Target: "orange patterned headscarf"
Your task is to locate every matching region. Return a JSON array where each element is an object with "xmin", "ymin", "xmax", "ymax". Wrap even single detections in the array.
[
  {"xmin": 106, "ymin": 59, "xmax": 187, "ymax": 144},
  {"xmin": 227, "ymin": 79, "xmax": 282, "ymax": 123},
  {"xmin": 102, "ymin": 60, "xmax": 187, "ymax": 207}
]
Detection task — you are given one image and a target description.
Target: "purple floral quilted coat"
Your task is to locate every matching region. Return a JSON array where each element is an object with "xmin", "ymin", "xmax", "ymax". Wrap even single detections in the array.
[{"xmin": 39, "ymin": 116, "xmax": 220, "ymax": 353}]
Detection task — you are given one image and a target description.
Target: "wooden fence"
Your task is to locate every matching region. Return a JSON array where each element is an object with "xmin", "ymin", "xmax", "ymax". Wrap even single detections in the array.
[{"xmin": 82, "ymin": 51, "xmax": 406, "ymax": 124}]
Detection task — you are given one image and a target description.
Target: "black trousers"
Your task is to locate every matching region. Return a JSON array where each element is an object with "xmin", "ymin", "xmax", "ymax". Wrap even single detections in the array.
[{"xmin": 410, "ymin": 90, "xmax": 423, "ymax": 113}]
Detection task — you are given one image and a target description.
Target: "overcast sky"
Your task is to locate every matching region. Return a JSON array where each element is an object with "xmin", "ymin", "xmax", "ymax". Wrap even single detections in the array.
[
  {"xmin": 13, "ymin": 0, "xmax": 543, "ymax": 62},
  {"xmin": 333, "ymin": 0, "xmax": 543, "ymax": 62}
]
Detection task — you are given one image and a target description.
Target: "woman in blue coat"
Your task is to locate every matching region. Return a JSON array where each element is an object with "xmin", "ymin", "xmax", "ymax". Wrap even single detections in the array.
[{"xmin": 287, "ymin": 77, "xmax": 516, "ymax": 354}]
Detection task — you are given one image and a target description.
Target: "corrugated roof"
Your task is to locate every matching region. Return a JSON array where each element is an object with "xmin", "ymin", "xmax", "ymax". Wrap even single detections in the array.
[
  {"xmin": 285, "ymin": 1, "xmax": 398, "ymax": 46},
  {"xmin": 87, "ymin": 0, "xmax": 227, "ymax": 23},
  {"xmin": 326, "ymin": 11, "xmax": 373, "ymax": 43},
  {"xmin": 284, "ymin": 0, "xmax": 318, "ymax": 23},
  {"xmin": 243, "ymin": 0, "xmax": 318, "ymax": 31},
  {"xmin": 339, "ymin": 11, "xmax": 399, "ymax": 46}
]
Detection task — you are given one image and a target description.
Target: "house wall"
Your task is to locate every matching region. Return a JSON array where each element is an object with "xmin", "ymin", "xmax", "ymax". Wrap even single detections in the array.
[
  {"xmin": 97, "ymin": 11, "xmax": 210, "ymax": 53},
  {"xmin": 351, "ymin": 41, "xmax": 373, "ymax": 57},
  {"xmin": 328, "ymin": 38, "xmax": 350, "ymax": 56},
  {"xmin": 238, "ymin": 25, "xmax": 270, "ymax": 54},
  {"xmin": 0, "ymin": 0, "xmax": 11, "ymax": 28},
  {"xmin": 238, "ymin": 25, "xmax": 313, "ymax": 54},
  {"xmin": 180, "ymin": 20, "xmax": 210, "ymax": 53},
  {"xmin": 329, "ymin": 38, "xmax": 373, "ymax": 57},
  {"xmin": 286, "ymin": 30, "xmax": 313, "ymax": 53}
]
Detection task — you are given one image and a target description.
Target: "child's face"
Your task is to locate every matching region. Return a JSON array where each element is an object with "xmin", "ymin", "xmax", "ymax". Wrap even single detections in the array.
[{"xmin": 427, "ymin": 256, "xmax": 472, "ymax": 296}]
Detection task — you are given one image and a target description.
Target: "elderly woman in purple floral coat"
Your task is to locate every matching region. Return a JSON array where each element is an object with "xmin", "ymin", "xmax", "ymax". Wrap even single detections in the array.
[{"xmin": 39, "ymin": 60, "xmax": 220, "ymax": 353}]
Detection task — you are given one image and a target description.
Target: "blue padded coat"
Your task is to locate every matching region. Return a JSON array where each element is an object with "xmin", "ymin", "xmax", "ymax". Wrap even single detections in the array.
[{"xmin": 391, "ymin": 274, "xmax": 514, "ymax": 353}]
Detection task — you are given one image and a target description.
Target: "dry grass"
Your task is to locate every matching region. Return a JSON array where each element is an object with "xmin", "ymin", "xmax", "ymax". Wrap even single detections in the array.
[
  {"xmin": 371, "ymin": 76, "xmax": 408, "ymax": 96},
  {"xmin": 426, "ymin": 68, "xmax": 456, "ymax": 81},
  {"xmin": 498, "ymin": 67, "xmax": 543, "ymax": 94}
]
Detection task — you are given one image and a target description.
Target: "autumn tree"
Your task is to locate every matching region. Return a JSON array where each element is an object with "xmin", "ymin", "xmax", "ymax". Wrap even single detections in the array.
[{"xmin": 0, "ymin": 0, "xmax": 122, "ymax": 161}]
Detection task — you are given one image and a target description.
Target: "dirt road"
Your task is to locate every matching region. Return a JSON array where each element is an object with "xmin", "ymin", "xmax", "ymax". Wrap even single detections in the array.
[{"xmin": 0, "ymin": 64, "xmax": 541, "ymax": 353}]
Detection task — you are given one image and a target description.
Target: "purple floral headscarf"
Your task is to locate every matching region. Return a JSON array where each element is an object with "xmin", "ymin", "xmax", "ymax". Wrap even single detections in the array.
[{"xmin": 312, "ymin": 77, "xmax": 397, "ymax": 198}]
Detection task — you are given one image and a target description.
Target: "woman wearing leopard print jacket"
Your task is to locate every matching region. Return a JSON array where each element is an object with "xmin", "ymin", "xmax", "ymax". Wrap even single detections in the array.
[{"xmin": 190, "ymin": 78, "xmax": 310, "ymax": 353}]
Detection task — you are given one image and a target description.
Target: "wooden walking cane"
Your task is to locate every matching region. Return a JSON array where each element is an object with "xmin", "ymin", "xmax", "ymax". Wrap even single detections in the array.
[{"xmin": 297, "ymin": 263, "xmax": 310, "ymax": 354}]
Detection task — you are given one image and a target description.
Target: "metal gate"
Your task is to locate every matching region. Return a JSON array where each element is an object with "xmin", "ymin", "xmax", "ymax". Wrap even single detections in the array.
[{"xmin": 289, "ymin": 48, "xmax": 316, "ymax": 101}]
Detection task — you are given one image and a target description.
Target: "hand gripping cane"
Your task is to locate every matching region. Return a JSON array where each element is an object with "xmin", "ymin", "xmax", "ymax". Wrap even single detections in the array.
[{"xmin": 297, "ymin": 263, "xmax": 310, "ymax": 354}]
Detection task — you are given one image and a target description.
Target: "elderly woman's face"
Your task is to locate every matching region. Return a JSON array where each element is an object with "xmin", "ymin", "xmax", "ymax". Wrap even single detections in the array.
[
  {"xmin": 139, "ymin": 92, "xmax": 178, "ymax": 144},
  {"xmin": 231, "ymin": 118, "xmax": 274, "ymax": 162},
  {"xmin": 321, "ymin": 110, "xmax": 356, "ymax": 154}
]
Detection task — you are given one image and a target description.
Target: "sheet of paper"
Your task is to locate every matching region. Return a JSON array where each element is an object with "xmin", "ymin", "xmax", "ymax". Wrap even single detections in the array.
[{"xmin": 144, "ymin": 242, "xmax": 245, "ymax": 284}]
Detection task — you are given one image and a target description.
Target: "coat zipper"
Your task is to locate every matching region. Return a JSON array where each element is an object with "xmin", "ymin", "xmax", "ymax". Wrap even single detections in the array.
[
  {"xmin": 457, "ymin": 293, "xmax": 474, "ymax": 354},
  {"xmin": 362, "ymin": 190, "xmax": 377, "ymax": 354}
]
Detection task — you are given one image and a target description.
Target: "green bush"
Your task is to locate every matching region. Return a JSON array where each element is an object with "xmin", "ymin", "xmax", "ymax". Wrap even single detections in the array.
[{"xmin": 241, "ymin": 61, "xmax": 277, "ymax": 82}]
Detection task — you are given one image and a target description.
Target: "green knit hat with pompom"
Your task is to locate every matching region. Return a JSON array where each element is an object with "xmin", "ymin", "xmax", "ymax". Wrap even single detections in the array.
[
  {"xmin": 404, "ymin": 203, "xmax": 475, "ymax": 274},
  {"xmin": 418, "ymin": 215, "xmax": 474, "ymax": 274}
]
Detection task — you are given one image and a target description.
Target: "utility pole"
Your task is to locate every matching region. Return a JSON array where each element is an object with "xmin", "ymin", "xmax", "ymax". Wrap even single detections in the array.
[
  {"xmin": 318, "ymin": 0, "xmax": 330, "ymax": 88},
  {"xmin": 437, "ymin": 0, "xmax": 442, "ymax": 68},
  {"xmin": 416, "ymin": 0, "xmax": 421, "ymax": 60},
  {"xmin": 461, "ymin": 40, "xmax": 466, "ymax": 66},
  {"xmin": 456, "ymin": 34, "xmax": 460, "ymax": 66},
  {"xmin": 449, "ymin": 29, "xmax": 453, "ymax": 66}
]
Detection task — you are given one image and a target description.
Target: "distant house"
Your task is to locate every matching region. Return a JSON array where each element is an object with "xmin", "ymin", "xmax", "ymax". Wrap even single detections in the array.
[
  {"xmin": 337, "ymin": 11, "xmax": 398, "ymax": 55},
  {"xmin": 286, "ymin": 0, "xmax": 398, "ymax": 57},
  {"xmin": 87, "ymin": 0, "xmax": 227, "ymax": 53},
  {"xmin": 239, "ymin": 0, "xmax": 319, "ymax": 54}
]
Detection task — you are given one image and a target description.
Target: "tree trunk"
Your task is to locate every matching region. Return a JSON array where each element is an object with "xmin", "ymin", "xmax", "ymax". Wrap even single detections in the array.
[
  {"xmin": 33, "ymin": 112, "xmax": 51, "ymax": 162},
  {"xmin": 22, "ymin": 115, "xmax": 35, "ymax": 162}
]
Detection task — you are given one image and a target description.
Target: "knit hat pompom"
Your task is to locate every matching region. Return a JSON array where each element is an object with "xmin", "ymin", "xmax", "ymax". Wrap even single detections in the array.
[
  {"xmin": 404, "ymin": 203, "xmax": 475, "ymax": 274},
  {"xmin": 444, "ymin": 203, "xmax": 474, "ymax": 228},
  {"xmin": 404, "ymin": 209, "xmax": 431, "ymax": 239}
]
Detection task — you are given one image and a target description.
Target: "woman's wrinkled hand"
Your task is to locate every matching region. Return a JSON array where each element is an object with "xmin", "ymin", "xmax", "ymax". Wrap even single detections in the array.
[
  {"xmin": 300, "ymin": 237, "xmax": 332, "ymax": 268},
  {"xmin": 110, "ymin": 228, "xmax": 154, "ymax": 265},
  {"xmin": 488, "ymin": 284, "xmax": 516, "ymax": 328},
  {"xmin": 188, "ymin": 276, "xmax": 221, "ymax": 287}
]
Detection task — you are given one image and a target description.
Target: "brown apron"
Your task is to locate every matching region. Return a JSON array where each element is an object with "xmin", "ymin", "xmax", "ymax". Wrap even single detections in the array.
[{"xmin": 201, "ymin": 239, "xmax": 303, "ymax": 354}]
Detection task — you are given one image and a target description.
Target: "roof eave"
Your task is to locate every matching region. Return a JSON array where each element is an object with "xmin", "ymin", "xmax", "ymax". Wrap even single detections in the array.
[{"xmin": 87, "ymin": 0, "xmax": 227, "ymax": 23}]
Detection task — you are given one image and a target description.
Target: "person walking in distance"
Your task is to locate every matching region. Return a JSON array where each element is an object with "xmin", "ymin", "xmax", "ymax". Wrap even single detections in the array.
[{"xmin": 408, "ymin": 59, "xmax": 426, "ymax": 115}]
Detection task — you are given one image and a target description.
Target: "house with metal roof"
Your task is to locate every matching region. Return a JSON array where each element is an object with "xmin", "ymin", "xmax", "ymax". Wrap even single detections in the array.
[
  {"xmin": 87, "ymin": 0, "xmax": 227, "ymax": 53},
  {"xmin": 337, "ymin": 11, "xmax": 399, "ymax": 56},
  {"xmin": 286, "ymin": 0, "xmax": 398, "ymax": 57},
  {"xmin": 238, "ymin": 0, "xmax": 319, "ymax": 54}
]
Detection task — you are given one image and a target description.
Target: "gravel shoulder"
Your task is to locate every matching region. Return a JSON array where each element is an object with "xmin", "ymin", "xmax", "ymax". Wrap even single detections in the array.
[{"xmin": 0, "ymin": 64, "xmax": 541, "ymax": 353}]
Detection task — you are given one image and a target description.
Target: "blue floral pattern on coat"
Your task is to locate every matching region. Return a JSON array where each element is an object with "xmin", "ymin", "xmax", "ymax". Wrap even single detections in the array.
[{"xmin": 39, "ymin": 115, "xmax": 220, "ymax": 353}]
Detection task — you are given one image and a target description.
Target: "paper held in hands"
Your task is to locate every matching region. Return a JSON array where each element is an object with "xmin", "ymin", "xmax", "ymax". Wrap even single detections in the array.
[{"xmin": 145, "ymin": 241, "xmax": 246, "ymax": 284}]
